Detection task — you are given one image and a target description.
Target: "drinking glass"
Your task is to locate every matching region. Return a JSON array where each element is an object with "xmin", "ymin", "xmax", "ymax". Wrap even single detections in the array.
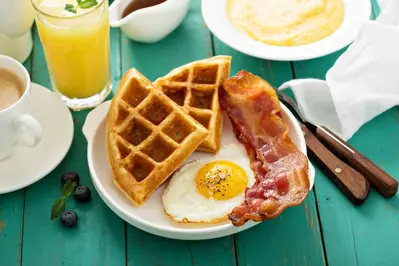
[{"xmin": 32, "ymin": 0, "xmax": 112, "ymax": 110}]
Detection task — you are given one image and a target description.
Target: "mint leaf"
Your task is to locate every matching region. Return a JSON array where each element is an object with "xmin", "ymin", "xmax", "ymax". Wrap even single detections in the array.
[
  {"xmin": 64, "ymin": 4, "xmax": 76, "ymax": 13},
  {"xmin": 51, "ymin": 180, "xmax": 77, "ymax": 221},
  {"xmin": 61, "ymin": 180, "xmax": 76, "ymax": 198},
  {"xmin": 65, "ymin": 0, "xmax": 97, "ymax": 13},
  {"xmin": 79, "ymin": 0, "xmax": 98, "ymax": 9},
  {"xmin": 51, "ymin": 199, "xmax": 66, "ymax": 220}
]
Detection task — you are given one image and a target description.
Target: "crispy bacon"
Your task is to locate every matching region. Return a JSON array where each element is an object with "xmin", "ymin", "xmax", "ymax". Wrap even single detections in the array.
[{"xmin": 219, "ymin": 71, "xmax": 309, "ymax": 226}]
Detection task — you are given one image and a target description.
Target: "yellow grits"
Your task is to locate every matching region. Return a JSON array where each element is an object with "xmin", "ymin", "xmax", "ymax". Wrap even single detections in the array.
[{"xmin": 227, "ymin": 0, "xmax": 344, "ymax": 46}]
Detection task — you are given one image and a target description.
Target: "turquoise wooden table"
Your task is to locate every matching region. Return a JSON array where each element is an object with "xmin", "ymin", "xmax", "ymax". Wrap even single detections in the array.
[{"xmin": 1, "ymin": 1, "xmax": 398, "ymax": 265}]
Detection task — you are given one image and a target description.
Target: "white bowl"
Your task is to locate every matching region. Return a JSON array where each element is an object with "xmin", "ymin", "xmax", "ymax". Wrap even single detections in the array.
[
  {"xmin": 83, "ymin": 100, "xmax": 315, "ymax": 240},
  {"xmin": 202, "ymin": 0, "xmax": 372, "ymax": 61}
]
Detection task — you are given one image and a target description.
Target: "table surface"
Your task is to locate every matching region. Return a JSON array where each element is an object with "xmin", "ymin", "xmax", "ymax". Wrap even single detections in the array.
[{"xmin": 1, "ymin": 1, "xmax": 398, "ymax": 266}]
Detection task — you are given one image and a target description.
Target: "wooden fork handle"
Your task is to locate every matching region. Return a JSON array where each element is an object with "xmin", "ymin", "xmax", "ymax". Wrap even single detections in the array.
[
  {"xmin": 301, "ymin": 125, "xmax": 370, "ymax": 205},
  {"xmin": 315, "ymin": 126, "xmax": 398, "ymax": 198}
]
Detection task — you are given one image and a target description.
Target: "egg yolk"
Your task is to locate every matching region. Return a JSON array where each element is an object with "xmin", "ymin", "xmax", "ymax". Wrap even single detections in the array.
[{"xmin": 195, "ymin": 160, "xmax": 248, "ymax": 200}]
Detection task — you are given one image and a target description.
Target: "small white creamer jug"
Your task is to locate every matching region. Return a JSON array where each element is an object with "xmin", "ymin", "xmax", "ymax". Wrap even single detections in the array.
[{"xmin": 109, "ymin": 0, "xmax": 190, "ymax": 43}]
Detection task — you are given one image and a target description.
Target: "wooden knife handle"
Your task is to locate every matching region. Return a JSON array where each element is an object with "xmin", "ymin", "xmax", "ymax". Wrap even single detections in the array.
[
  {"xmin": 315, "ymin": 126, "xmax": 398, "ymax": 198},
  {"xmin": 301, "ymin": 125, "xmax": 370, "ymax": 205}
]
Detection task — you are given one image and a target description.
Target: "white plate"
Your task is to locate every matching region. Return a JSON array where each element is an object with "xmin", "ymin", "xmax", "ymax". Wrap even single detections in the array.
[
  {"xmin": 202, "ymin": 0, "xmax": 372, "ymax": 61},
  {"xmin": 83, "ymin": 100, "xmax": 315, "ymax": 240},
  {"xmin": 0, "ymin": 83, "xmax": 74, "ymax": 194}
]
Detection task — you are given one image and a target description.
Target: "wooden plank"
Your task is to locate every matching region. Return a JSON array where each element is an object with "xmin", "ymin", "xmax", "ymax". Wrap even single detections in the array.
[
  {"xmin": 0, "ymin": 191, "xmax": 25, "ymax": 266},
  {"xmin": 371, "ymin": 0, "xmax": 381, "ymax": 15},
  {"xmin": 0, "ymin": 45, "xmax": 33, "ymax": 266},
  {"xmin": 293, "ymin": 52, "xmax": 359, "ymax": 266},
  {"xmin": 213, "ymin": 38, "xmax": 326, "ymax": 266},
  {"xmin": 20, "ymin": 25, "xmax": 126, "ymax": 266},
  {"xmin": 121, "ymin": 0, "xmax": 214, "ymax": 81},
  {"xmin": 127, "ymin": 230, "xmax": 236, "ymax": 266},
  {"xmin": 292, "ymin": 2, "xmax": 399, "ymax": 265},
  {"xmin": 122, "ymin": 1, "xmax": 236, "ymax": 266}
]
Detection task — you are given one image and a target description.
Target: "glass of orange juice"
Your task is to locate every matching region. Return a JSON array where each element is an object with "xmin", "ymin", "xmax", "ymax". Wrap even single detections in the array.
[{"xmin": 32, "ymin": 0, "xmax": 111, "ymax": 110}]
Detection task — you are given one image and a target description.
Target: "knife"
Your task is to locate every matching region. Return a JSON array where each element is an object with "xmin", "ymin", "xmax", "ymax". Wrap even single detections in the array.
[
  {"xmin": 277, "ymin": 93, "xmax": 369, "ymax": 204},
  {"xmin": 277, "ymin": 94, "xmax": 369, "ymax": 204},
  {"xmin": 278, "ymin": 91, "xmax": 398, "ymax": 198}
]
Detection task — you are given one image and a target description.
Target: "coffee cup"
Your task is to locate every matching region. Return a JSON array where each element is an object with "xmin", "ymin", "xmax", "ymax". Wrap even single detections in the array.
[{"xmin": 0, "ymin": 54, "xmax": 42, "ymax": 160}]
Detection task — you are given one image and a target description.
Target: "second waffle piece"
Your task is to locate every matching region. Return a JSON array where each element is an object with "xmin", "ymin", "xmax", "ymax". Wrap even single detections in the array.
[
  {"xmin": 154, "ymin": 56, "xmax": 231, "ymax": 153},
  {"xmin": 106, "ymin": 69, "xmax": 208, "ymax": 206}
]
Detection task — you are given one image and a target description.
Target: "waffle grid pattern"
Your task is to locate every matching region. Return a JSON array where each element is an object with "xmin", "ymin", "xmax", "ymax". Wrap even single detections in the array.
[
  {"xmin": 107, "ymin": 69, "xmax": 208, "ymax": 205},
  {"xmin": 154, "ymin": 56, "xmax": 231, "ymax": 153}
]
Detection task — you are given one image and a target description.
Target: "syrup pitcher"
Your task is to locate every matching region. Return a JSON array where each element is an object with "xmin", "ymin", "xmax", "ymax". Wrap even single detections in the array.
[
  {"xmin": 0, "ymin": 0, "xmax": 35, "ymax": 63},
  {"xmin": 109, "ymin": 0, "xmax": 190, "ymax": 43}
]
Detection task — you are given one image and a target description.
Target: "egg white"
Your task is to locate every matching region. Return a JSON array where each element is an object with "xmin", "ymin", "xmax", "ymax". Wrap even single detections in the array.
[{"xmin": 162, "ymin": 144, "xmax": 255, "ymax": 223}]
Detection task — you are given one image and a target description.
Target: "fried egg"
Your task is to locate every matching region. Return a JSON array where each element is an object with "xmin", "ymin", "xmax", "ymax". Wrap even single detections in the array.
[{"xmin": 162, "ymin": 144, "xmax": 255, "ymax": 223}]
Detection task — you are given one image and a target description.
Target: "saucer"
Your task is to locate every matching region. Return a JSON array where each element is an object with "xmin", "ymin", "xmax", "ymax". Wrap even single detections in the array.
[
  {"xmin": 0, "ymin": 83, "xmax": 74, "ymax": 194},
  {"xmin": 202, "ymin": 0, "xmax": 372, "ymax": 61}
]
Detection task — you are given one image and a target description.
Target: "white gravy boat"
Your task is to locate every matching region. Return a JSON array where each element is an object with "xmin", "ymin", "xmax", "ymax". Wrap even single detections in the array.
[{"xmin": 109, "ymin": 0, "xmax": 190, "ymax": 43}]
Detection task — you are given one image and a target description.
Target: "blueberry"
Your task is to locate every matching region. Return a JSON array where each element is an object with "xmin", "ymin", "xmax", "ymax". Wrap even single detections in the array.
[
  {"xmin": 73, "ymin": 186, "xmax": 92, "ymax": 203},
  {"xmin": 61, "ymin": 171, "xmax": 80, "ymax": 187},
  {"xmin": 60, "ymin": 210, "xmax": 78, "ymax": 228}
]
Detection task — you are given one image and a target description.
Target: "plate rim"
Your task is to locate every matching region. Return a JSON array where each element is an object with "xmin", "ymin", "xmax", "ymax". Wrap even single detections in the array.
[{"xmin": 85, "ymin": 100, "xmax": 315, "ymax": 240}]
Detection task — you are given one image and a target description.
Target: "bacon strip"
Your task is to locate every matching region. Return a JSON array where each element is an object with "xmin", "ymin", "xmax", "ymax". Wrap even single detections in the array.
[{"xmin": 219, "ymin": 71, "xmax": 309, "ymax": 226}]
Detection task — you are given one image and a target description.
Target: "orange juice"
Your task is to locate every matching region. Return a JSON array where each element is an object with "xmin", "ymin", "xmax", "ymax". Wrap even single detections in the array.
[{"xmin": 33, "ymin": 0, "xmax": 111, "ymax": 107}]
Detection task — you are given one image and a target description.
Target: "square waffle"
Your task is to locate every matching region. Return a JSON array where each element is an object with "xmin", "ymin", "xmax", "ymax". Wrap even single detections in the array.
[
  {"xmin": 106, "ymin": 69, "xmax": 208, "ymax": 206},
  {"xmin": 153, "ymin": 56, "xmax": 231, "ymax": 153}
]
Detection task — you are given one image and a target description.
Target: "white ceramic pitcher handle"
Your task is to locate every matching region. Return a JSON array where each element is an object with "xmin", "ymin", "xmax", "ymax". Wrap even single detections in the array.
[{"xmin": 14, "ymin": 114, "xmax": 42, "ymax": 147}]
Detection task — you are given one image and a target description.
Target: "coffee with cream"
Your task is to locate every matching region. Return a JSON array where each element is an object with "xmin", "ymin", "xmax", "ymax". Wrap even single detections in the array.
[{"xmin": 0, "ymin": 68, "xmax": 24, "ymax": 111}]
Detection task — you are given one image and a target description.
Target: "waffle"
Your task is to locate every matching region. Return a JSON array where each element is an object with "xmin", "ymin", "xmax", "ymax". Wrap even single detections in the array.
[
  {"xmin": 106, "ymin": 69, "xmax": 208, "ymax": 206},
  {"xmin": 153, "ymin": 56, "xmax": 231, "ymax": 153}
]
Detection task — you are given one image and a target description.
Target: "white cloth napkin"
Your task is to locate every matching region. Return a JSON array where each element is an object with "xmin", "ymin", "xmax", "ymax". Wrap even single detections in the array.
[{"xmin": 277, "ymin": 0, "xmax": 399, "ymax": 141}]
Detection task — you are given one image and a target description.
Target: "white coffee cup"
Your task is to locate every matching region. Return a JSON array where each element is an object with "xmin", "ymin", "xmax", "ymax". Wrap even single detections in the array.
[{"xmin": 0, "ymin": 54, "xmax": 42, "ymax": 160}]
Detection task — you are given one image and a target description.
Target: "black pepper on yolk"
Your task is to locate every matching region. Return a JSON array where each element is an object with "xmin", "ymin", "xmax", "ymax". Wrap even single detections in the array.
[{"xmin": 195, "ymin": 160, "xmax": 248, "ymax": 200}]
